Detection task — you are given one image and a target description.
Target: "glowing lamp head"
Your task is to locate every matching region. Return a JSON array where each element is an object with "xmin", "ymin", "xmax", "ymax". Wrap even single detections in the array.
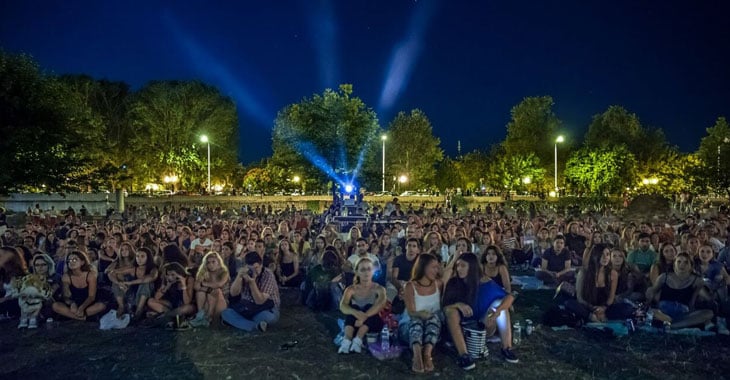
[
  {"xmin": 200, "ymin": 135, "xmax": 209, "ymax": 143},
  {"xmin": 556, "ymin": 135, "xmax": 564, "ymax": 143},
  {"xmin": 344, "ymin": 184, "xmax": 354, "ymax": 193}
]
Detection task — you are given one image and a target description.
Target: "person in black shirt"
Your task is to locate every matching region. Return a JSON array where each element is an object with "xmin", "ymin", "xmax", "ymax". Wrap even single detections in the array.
[{"xmin": 536, "ymin": 235, "xmax": 574, "ymax": 285}]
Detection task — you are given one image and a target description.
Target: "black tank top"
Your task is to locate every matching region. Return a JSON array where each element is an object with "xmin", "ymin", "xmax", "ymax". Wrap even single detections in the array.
[
  {"xmin": 659, "ymin": 275, "xmax": 697, "ymax": 306},
  {"xmin": 69, "ymin": 272, "xmax": 90, "ymax": 304},
  {"xmin": 164, "ymin": 286, "xmax": 184, "ymax": 308}
]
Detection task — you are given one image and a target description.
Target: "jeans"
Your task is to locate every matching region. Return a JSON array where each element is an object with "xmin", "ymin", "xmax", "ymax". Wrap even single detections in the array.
[{"xmin": 221, "ymin": 307, "xmax": 280, "ymax": 331}]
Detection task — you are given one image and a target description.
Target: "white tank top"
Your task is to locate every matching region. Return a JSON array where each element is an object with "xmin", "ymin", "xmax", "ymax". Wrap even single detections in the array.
[{"xmin": 413, "ymin": 284, "xmax": 441, "ymax": 313}]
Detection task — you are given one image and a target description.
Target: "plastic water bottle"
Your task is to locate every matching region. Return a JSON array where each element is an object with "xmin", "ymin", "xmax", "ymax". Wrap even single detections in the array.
[
  {"xmin": 512, "ymin": 322, "xmax": 522, "ymax": 345},
  {"xmin": 525, "ymin": 319, "xmax": 534, "ymax": 336},
  {"xmin": 380, "ymin": 326, "xmax": 390, "ymax": 351},
  {"xmin": 646, "ymin": 310, "xmax": 654, "ymax": 327},
  {"xmin": 46, "ymin": 317, "xmax": 55, "ymax": 330}
]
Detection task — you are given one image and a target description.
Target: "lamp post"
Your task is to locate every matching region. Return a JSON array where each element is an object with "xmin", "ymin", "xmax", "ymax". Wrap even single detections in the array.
[
  {"xmin": 200, "ymin": 135, "xmax": 210, "ymax": 194},
  {"xmin": 381, "ymin": 135, "xmax": 387, "ymax": 193},
  {"xmin": 554, "ymin": 135, "xmax": 564, "ymax": 193}
]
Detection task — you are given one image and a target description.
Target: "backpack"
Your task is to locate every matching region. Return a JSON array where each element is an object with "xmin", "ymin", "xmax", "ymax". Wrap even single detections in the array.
[{"xmin": 542, "ymin": 304, "xmax": 583, "ymax": 328}]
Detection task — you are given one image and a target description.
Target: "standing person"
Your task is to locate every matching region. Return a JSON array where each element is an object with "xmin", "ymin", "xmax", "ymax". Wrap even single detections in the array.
[
  {"xmin": 338, "ymin": 258, "xmax": 387, "ymax": 354},
  {"xmin": 403, "ymin": 254, "xmax": 443, "ymax": 373},
  {"xmin": 222, "ymin": 252, "xmax": 280, "ymax": 332},
  {"xmin": 52, "ymin": 251, "xmax": 106, "ymax": 320}
]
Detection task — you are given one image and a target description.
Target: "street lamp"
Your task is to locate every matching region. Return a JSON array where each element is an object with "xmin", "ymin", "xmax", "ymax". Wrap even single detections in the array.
[
  {"xmin": 398, "ymin": 175, "xmax": 408, "ymax": 193},
  {"xmin": 200, "ymin": 135, "xmax": 210, "ymax": 194},
  {"xmin": 554, "ymin": 135, "xmax": 564, "ymax": 193},
  {"xmin": 381, "ymin": 135, "xmax": 387, "ymax": 193}
]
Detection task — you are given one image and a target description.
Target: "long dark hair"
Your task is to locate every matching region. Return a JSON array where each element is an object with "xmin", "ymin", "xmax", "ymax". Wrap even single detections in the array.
[
  {"xmin": 410, "ymin": 253, "xmax": 438, "ymax": 282},
  {"xmin": 581, "ymin": 244, "xmax": 609, "ymax": 306},
  {"xmin": 0, "ymin": 246, "xmax": 28, "ymax": 282},
  {"xmin": 135, "ymin": 247, "xmax": 157, "ymax": 276},
  {"xmin": 456, "ymin": 252, "xmax": 480, "ymax": 304}
]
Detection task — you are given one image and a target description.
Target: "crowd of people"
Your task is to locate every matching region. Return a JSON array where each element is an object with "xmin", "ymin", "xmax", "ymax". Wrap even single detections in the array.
[{"xmin": 0, "ymin": 198, "xmax": 728, "ymax": 373}]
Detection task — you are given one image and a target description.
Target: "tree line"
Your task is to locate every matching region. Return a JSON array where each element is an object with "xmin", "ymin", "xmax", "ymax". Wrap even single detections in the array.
[{"xmin": 1, "ymin": 50, "xmax": 728, "ymax": 198}]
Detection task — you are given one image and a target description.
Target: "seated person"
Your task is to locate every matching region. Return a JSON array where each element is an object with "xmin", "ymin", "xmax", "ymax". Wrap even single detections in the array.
[
  {"xmin": 563, "ymin": 245, "xmax": 634, "ymax": 323},
  {"xmin": 190, "ymin": 252, "xmax": 229, "ymax": 327},
  {"xmin": 275, "ymin": 239, "xmax": 302, "ymax": 288},
  {"xmin": 443, "ymin": 252, "xmax": 518, "ymax": 370},
  {"xmin": 221, "ymin": 251, "xmax": 280, "ymax": 332},
  {"xmin": 480, "ymin": 245, "xmax": 512, "ymax": 293},
  {"xmin": 147, "ymin": 262, "xmax": 195, "ymax": 324},
  {"xmin": 627, "ymin": 233, "xmax": 657, "ymax": 275},
  {"xmin": 646, "ymin": 252, "xmax": 714, "ymax": 330},
  {"xmin": 302, "ymin": 248, "xmax": 341, "ymax": 311},
  {"xmin": 52, "ymin": 251, "xmax": 107, "ymax": 320},
  {"xmin": 649, "ymin": 243, "xmax": 677, "ymax": 286},
  {"xmin": 338, "ymin": 257, "xmax": 387, "ymax": 354},
  {"xmin": 403, "ymin": 254, "xmax": 443, "ymax": 373},
  {"xmin": 536, "ymin": 235, "xmax": 574, "ymax": 285}
]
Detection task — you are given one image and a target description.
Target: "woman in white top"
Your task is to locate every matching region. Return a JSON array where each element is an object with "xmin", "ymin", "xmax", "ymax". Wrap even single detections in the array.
[{"xmin": 403, "ymin": 253, "xmax": 443, "ymax": 373}]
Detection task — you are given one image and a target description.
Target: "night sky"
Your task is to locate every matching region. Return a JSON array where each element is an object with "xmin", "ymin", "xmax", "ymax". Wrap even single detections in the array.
[{"xmin": 2, "ymin": 0, "xmax": 729, "ymax": 163}]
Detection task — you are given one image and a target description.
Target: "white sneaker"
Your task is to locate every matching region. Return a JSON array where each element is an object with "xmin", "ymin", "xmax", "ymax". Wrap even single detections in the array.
[
  {"xmin": 350, "ymin": 337, "xmax": 363, "ymax": 353},
  {"xmin": 338, "ymin": 338, "xmax": 352, "ymax": 354},
  {"xmin": 18, "ymin": 318, "xmax": 28, "ymax": 329},
  {"xmin": 28, "ymin": 317, "xmax": 38, "ymax": 329}
]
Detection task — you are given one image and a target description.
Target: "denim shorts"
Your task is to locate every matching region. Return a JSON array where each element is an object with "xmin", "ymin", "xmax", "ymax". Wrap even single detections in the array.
[{"xmin": 658, "ymin": 301, "xmax": 690, "ymax": 322}]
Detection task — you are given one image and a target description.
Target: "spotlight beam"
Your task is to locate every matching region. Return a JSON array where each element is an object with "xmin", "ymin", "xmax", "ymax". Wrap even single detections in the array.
[{"xmin": 378, "ymin": 0, "xmax": 437, "ymax": 112}]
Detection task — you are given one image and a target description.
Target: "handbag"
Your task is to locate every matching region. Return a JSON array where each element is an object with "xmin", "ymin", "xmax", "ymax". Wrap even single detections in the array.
[{"xmin": 231, "ymin": 298, "xmax": 275, "ymax": 319}]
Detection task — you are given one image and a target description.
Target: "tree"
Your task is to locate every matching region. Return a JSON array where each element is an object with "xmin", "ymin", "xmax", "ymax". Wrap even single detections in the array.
[
  {"xmin": 696, "ymin": 116, "xmax": 730, "ymax": 197},
  {"xmin": 271, "ymin": 84, "xmax": 380, "ymax": 189},
  {"xmin": 434, "ymin": 157, "xmax": 461, "ymax": 192},
  {"xmin": 127, "ymin": 80, "xmax": 239, "ymax": 191},
  {"xmin": 455, "ymin": 150, "xmax": 490, "ymax": 192},
  {"xmin": 0, "ymin": 51, "xmax": 92, "ymax": 193},
  {"xmin": 502, "ymin": 96, "xmax": 561, "ymax": 166},
  {"xmin": 486, "ymin": 152, "xmax": 545, "ymax": 194},
  {"xmin": 386, "ymin": 109, "xmax": 443, "ymax": 190},
  {"xmin": 564, "ymin": 146, "xmax": 637, "ymax": 195},
  {"xmin": 584, "ymin": 106, "xmax": 668, "ymax": 163},
  {"xmin": 56, "ymin": 75, "xmax": 132, "ymax": 191}
]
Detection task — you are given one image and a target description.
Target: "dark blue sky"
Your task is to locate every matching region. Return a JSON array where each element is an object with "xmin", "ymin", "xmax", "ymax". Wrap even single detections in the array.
[{"xmin": 2, "ymin": 0, "xmax": 729, "ymax": 163}]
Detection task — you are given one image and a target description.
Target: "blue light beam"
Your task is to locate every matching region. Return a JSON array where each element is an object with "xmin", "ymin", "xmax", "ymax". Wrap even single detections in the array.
[
  {"xmin": 306, "ymin": 0, "xmax": 340, "ymax": 88},
  {"xmin": 163, "ymin": 12, "xmax": 275, "ymax": 127},
  {"xmin": 378, "ymin": 0, "xmax": 438, "ymax": 112}
]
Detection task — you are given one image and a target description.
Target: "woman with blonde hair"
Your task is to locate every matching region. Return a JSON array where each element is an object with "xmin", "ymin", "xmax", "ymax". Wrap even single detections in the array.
[
  {"xmin": 338, "ymin": 258, "xmax": 387, "ymax": 354},
  {"xmin": 190, "ymin": 251, "xmax": 229, "ymax": 327}
]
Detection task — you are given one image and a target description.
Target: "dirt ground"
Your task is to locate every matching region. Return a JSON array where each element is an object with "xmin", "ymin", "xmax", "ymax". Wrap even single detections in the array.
[{"xmin": 1, "ymin": 289, "xmax": 728, "ymax": 380}]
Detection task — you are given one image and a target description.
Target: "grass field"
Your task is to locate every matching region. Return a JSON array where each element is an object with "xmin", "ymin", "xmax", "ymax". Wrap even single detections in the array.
[{"xmin": 1, "ymin": 289, "xmax": 727, "ymax": 380}]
